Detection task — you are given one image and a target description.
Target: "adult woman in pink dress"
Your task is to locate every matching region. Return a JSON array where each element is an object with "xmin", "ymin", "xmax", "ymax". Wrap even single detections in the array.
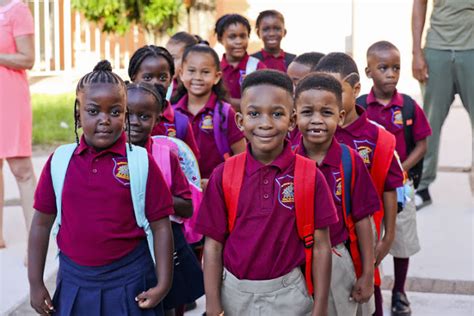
[{"xmin": 0, "ymin": 0, "xmax": 36, "ymax": 250}]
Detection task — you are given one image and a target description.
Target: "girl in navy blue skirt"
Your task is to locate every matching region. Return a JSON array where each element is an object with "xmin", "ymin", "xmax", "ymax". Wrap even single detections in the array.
[{"xmin": 28, "ymin": 60, "xmax": 174, "ymax": 315}]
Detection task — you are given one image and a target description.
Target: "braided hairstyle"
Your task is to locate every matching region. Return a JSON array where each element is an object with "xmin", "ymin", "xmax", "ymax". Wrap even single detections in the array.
[
  {"xmin": 74, "ymin": 60, "xmax": 129, "ymax": 148},
  {"xmin": 128, "ymin": 45, "xmax": 175, "ymax": 83},
  {"xmin": 126, "ymin": 81, "xmax": 167, "ymax": 115},
  {"xmin": 171, "ymin": 44, "xmax": 229, "ymax": 132}
]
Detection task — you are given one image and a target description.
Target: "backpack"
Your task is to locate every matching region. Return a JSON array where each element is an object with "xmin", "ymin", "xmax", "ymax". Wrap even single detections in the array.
[
  {"xmin": 213, "ymin": 101, "xmax": 232, "ymax": 160},
  {"xmin": 251, "ymin": 50, "xmax": 296, "ymax": 69},
  {"xmin": 245, "ymin": 56, "xmax": 261, "ymax": 75},
  {"xmin": 222, "ymin": 152, "xmax": 317, "ymax": 294},
  {"xmin": 357, "ymin": 94, "xmax": 423, "ymax": 188},
  {"xmin": 173, "ymin": 109, "xmax": 189, "ymax": 141},
  {"xmin": 152, "ymin": 135, "xmax": 203, "ymax": 244},
  {"xmin": 50, "ymin": 143, "xmax": 156, "ymax": 261}
]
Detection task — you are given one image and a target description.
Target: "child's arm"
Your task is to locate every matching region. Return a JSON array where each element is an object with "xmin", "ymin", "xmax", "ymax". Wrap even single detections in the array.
[
  {"xmin": 401, "ymin": 139, "xmax": 427, "ymax": 172},
  {"xmin": 203, "ymin": 236, "xmax": 225, "ymax": 316},
  {"xmin": 312, "ymin": 227, "xmax": 332, "ymax": 316},
  {"xmin": 28, "ymin": 211, "xmax": 55, "ymax": 315},
  {"xmin": 136, "ymin": 217, "xmax": 173, "ymax": 309},
  {"xmin": 230, "ymin": 138, "xmax": 247, "ymax": 155},
  {"xmin": 351, "ymin": 217, "xmax": 375, "ymax": 303},
  {"xmin": 375, "ymin": 190, "xmax": 397, "ymax": 266},
  {"xmin": 172, "ymin": 197, "xmax": 193, "ymax": 218}
]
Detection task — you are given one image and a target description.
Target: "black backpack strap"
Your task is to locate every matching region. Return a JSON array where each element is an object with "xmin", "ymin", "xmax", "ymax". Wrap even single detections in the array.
[
  {"xmin": 284, "ymin": 52, "xmax": 296, "ymax": 68},
  {"xmin": 251, "ymin": 51, "xmax": 264, "ymax": 61},
  {"xmin": 355, "ymin": 94, "xmax": 369, "ymax": 109}
]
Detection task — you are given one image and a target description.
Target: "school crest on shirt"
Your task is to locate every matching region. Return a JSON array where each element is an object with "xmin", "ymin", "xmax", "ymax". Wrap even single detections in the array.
[
  {"xmin": 391, "ymin": 108, "xmax": 403, "ymax": 128},
  {"xmin": 276, "ymin": 175, "xmax": 295, "ymax": 210},
  {"xmin": 200, "ymin": 113, "xmax": 214, "ymax": 131},
  {"xmin": 332, "ymin": 171, "xmax": 342, "ymax": 202},
  {"xmin": 164, "ymin": 123, "xmax": 177, "ymax": 138},
  {"xmin": 112, "ymin": 157, "xmax": 130, "ymax": 186},
  {"xmin": 353, "ymin": 139, "xmax": 375, "ymax": 167}
]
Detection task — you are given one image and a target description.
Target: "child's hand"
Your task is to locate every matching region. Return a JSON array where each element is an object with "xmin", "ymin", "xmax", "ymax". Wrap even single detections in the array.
[
  {"xmin": 351, "ymin": 273, "xmax": 374, "ymax": 303},
  {"xmin": 135, "ymin": 286, "xmax": 166, "ymax": 309},
  {"xmin": 374, "ymin": 238, "xmax": 392, "ymax": 267},
  {"xmin": 200, "ymin": 178, "xmax": 209, "ymax": 192},
  {"xmin": 30, "ymin": 283, "xmax": 54, "ymax": 315}
]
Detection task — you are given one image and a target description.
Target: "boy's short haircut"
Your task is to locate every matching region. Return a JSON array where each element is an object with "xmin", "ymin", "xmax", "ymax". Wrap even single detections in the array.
[
  {"xmin": 255, "ymin": 10, "xmax": 285, "ymax": 29},
  {"xmin": 295, "ymin": 73, "xmax": 343, "ymax": 110},
  {"xmin": 169, "ymin": 31, "xmax": 199, "ymax": 48},
  {"xmin": 215, "ymin": 14, "xmax": 251, "ymax": 41},
  {"xmin": 367, "ymin": 40, "xmax": 399, "ymax": 58},
  {"xmin": 241, "ymin": 69, "xmax": 293, "ymax": 96},
  {"xmin": 293, "ymin": 52, "xmax": 325, "ymax": 70},
  {"xmin": 314, "ymin": 52, "xmax": 360, "ymax": 87}
]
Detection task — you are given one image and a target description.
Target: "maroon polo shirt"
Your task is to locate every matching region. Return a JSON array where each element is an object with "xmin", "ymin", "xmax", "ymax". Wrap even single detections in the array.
[
  {"xmin": 253, "ymin": 49, "xmax": 291, "ymax": 72},
  {"xmin": 296, "ymin": 138, "xmax": 380, "ymax": 247},
  {"xmin": 144, "ymin": 137, "xmax": 192, "ymax": 200},
  {"xmin": 34, "ymin": 133, "xmax": 174, "ymax": 266},
  {"xmin": 195, "ymin": 143, "xmax": 338, "ymax": 280},
  {"xmin": 364, "ymin": 89, "xmax": 432, "ymax": 163},
  {"xmin": 173, "ymin": 93, "xmax": 245, "ymax": 179},
  {"xmin": 152, "ymin": 101, "xmax": 200, "ymax": 159},
  {"xmin": 220, "ymin": 53, "xmax": 267, "ymax": 99},
  {"xmin": 287, "ymin": 128, "xmax": 302, "ymax": 150},
  {"xmin": 335, "ymin": 106, "xmax": 404, "ymax": 191}
]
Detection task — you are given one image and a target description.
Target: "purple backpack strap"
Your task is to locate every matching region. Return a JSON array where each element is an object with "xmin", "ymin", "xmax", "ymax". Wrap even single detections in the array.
[
  {"xmin": 213, "ymin": 101, "xmax": 231, "ymax": 159},
  {"xmin": 174, "ymin": 110, "xmax": 189, "ymax": 141}
]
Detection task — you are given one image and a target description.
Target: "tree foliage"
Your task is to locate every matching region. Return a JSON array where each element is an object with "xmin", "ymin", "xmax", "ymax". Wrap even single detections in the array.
[{"xmin": 72, "ymin": 0, "xmax": 182, "ymax": 35}]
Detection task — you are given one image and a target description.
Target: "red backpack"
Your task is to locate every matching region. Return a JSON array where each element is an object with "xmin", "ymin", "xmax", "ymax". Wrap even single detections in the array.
[{"xmin": 222, "ymin": 153, "xmax": 317, "ymax": 294}]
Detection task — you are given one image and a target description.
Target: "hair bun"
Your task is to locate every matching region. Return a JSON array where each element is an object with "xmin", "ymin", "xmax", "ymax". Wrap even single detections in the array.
[{"xmin": 93, "ymin": 60, "xmax": 113, "ymax": 72}]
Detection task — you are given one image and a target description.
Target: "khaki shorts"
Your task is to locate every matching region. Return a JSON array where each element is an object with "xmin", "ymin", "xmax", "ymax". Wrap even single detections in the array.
[
  {"xmin": 328, "ymin": 243, "xmax": 358, "ymax": 316},
  {"xmin": 221, "ymin": 267, "xmax": 313, "ymax": 316}
]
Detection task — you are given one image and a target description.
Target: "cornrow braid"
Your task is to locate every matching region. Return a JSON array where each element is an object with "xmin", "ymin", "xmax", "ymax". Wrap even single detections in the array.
[
  {"xmin": 128, "ymin": 45, "xmax": 175, "ymax": 81},
  {"xmin": 73, "ymin": 99, "xmax": 80, "ymax": 144},
  {"xmin": 126, "ymin": 82, "xmax": 167, "ymax": 114}
]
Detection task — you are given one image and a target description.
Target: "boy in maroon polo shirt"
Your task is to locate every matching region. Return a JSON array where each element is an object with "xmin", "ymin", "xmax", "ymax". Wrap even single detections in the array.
[
  {"xmin": 314, "ymin": 53, "xmax": 404, "ymax": 316},
  {"xmin": 251, "ymin": 10, "xmax": 296, "ymax": 72},
  {"xmin": 361, "ymin": 41, "xmax": 431, "ymax": 316},
  {"xmin": 196, "ymin": 70, "xmax": 338, "ymax": 316},
  {"xmin": 295, "ymin": 73, "xmax": 380, "ymax": 316},
  {"xmin": 287, "ymin": 52, "xmax": 326, "ymax": 87},
  {"xmin": 215, "ymin": 14, "xmax": 266, "ymax": 111}
]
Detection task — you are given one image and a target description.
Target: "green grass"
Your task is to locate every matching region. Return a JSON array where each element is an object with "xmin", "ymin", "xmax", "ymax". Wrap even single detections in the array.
[{"xmin": 32, "ymin": 93, "xmax": 76, "ymax": 145}]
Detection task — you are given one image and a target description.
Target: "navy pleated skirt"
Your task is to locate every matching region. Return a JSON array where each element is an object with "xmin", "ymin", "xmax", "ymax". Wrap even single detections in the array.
[
  {"xmin": 53, "ymin": 240, "xmax": 164, "ymax": 316},
  {"xmin": 162, "ymin": 223, "xmax": 204, "ymax": 310}
]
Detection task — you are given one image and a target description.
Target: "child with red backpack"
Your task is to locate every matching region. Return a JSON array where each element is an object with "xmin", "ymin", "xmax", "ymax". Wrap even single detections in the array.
[
  {"xmin": 358, "ymin": 41, "xmax": 432, "ymax": 316},
  {"xmin": 294, "ymin": 73, "xmax": 381, "ymax": 316},
  {"xmin": 314, "ymin": 53, "xmax": 405, "ymax": 316},
  {"xmin": 196, "ymin": 69, "xmax": 338, "ymax": 316}
]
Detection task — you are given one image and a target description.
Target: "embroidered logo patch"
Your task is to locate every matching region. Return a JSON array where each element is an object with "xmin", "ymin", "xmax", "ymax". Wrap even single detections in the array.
[
  {"xmin": 164, "ymin": 123, "xmax": 177, "ymax": 137},
  {"xmin": 113, "ymin": 158, "xmax": 130, "ymax": 186},
  {"xmin": 332, "ymin": 171, "xmax": 342, "ymax": 202},
  {"xmin": 276, "ymin": 175, "xmax": 294, "ymax": 210},
  {"xmin": 391, "ymin": 108, "xmax": 403, "ymax": 128},
  {"xmin": 353, "ymin": 139, "xmax": 375, "ymax": 167},
  {"xmin": 201, "ymin": 114, "xmax": 214, "ymax": 130}
]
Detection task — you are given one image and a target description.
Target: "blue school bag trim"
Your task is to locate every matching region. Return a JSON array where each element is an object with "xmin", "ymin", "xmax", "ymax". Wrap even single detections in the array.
[
  {"xmin": 50, "ymin": 143, "xmax": 156, "ymax": 262},
  {"xmin": 340, "ymin": 143, "xmax": 353, "ymax": 216}
]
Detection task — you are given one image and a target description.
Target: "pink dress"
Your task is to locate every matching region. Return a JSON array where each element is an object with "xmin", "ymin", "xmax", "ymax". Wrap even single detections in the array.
[{"xmin": 0, "ymin": 0, "xmax": 34, "ymax": 158}]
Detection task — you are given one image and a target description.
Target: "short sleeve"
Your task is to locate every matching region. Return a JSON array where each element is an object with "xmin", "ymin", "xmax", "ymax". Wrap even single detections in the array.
[
  {"xmin": 145, "ymin": 154, "xmax": 174, "ymax": 222},
  {"xmin": 225, "ymin": 106, "xmax": 245, "ymax": 147},
  {"xmin": 384, "ymin": 151, "xmax": 404, "ymax": 191},
  {"xmin": 194, "ymin": 164, "xmax": 228, "ymax": 243},
  {"xmin": 169, "ymin": 151, "xmax": 192, "ymax": 200},
  {"xmin": 412, "ymin": 102, "xmax": 432, "ymax": 142},
  {"xmin": 33, "ymin": 155, "xmax": 57, "ymax": 214},
  {"xmin": 11, "ymin": 3, "xmax": 34, "ymax": 37},
  {"xmin": 351, "ymin": 153, "xmax": 381, "ymax": 221},
  {"xmin": 314, "ymin": 168, "xmax": 339, "ymax": 229}
]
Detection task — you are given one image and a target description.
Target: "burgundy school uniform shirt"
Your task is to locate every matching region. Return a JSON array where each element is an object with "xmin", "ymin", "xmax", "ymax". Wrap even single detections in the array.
[
  {"xmin": 220, "ymin": 53, "xmax": 267, "ymax": 99},
  {"xmin": 252, "ymin": 49, "xmax": 294, "ymax": 72},
  {"xmin": 173, "ymin": 92, "xmax": 245, "ymax": 179},
  {"xmin": 364, "ymin": 89, "xmax": 432, "ymax": 163},
  {"xmin": 335, "ymin": 106, "xmax": 404, "ymax": 191},
  {"xmin": 152, "ymin": 101, "xmax": 200, "ymax": 159},
  {"xmin": 34, "ymin": 133, "xmax": 174, "ymax": 267},
  {"xmin": 195, "ymin": 143, "xmax": 338, "ymax": 280},
  {"xmin": 296, "ymin": 138, "xmax": 380, "ymax": 247}
]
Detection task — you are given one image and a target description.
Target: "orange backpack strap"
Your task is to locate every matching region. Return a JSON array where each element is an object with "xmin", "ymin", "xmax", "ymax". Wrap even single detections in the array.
[
  {"xmin": 294, "ymin": 154, "xmax": 317, "ymax": 295},
  {"xmin": 222, "ymin": 153, "xmax": 247, "ymax": 233},
  {"xmin": 340, "ymin": 144, "xmax": 363, "ymax": 278}
]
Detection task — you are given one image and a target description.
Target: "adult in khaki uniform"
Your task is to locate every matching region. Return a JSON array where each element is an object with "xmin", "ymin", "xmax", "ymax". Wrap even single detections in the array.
[{"xmin": 412, "ymin": 0, "xmax": 474, "ymax": 208}]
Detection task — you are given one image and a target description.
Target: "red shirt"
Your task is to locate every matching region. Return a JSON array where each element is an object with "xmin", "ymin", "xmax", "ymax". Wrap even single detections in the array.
[
  {"xmin": 297, "ymin": 138, "xmax": 380, "ymax": 246},
  {"xmin": 173, "ymin": 93, "xmax": 245, "ymax": 179},
  {"xmin": 220, "ymin": 53, "xmax": 267, "ymax": 99},
  {"xmin": 34, "ymin": 133, "xmax": 174, "ymax": 266},
  {"xmin": 152, "ymin": 101, "xmax": 200, "ymax": 159},
  {"xmin": 252, "ymin": 49, "xmax": 295, "ymax": 72},
  {"xmin": 364, "ymin": 89, "xmax": 432, "ymax": 163},
  {"xmin": 335, "ymin": 106, "xmax": 404, "ymax": 191},
  {"xmin": 195, "ymin": 143, "xmax": 338, "ymax": 280}
]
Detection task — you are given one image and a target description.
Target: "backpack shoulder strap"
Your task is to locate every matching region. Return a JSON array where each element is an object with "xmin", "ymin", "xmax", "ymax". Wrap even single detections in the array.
[
  {"xmin": 151, "ymin": 140, "xmax": 172, "ymax": 188},
  {"xmin": 174, "ymin": 109, "xmax": 189, "ymax": 140},
  {"xmin": 400, "ymin": 94, "xmax": 416, "ymax": 154},
  {"xmin": 294, "ymin": 154, "xmax": 316, "ymax": 295},
  {"xmin": 251, "ymin": 51, "xmax": 264, "ymax": 61},
  {"xmin": 222, "ymin": 152, "xmax": 246, "ymax": 233},
  {"xmin": 371, "ymin": 126, "xmax": 396, "ymax": 196},
  {"xmin": 50, "ymin": 143, "xmax": 78, "ymax": 239},
  {"xmin": 246, "ymin": 56, "xmax": 260, "ymax": 75},
  {"xmin": 356, "ymin": 94, "xmax": 369, "ymax": 109},
  {"xmin": 284, "ymin": 52, "xmax": 296, "ymax": 68},
  {"xmin": 213, "ymin": 101, "xmax": 232, "ymax": 160}
]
